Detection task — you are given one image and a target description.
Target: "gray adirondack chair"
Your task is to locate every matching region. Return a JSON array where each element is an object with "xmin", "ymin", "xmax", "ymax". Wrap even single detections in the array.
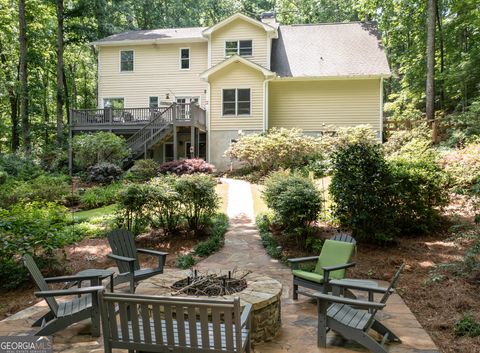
[
  {"xmin": 314, "ymin": 264, "xmax": 405, "ymax": 353},
  {"xmin": 99, "ymin": 292, "xmax": 252, "ymax": 353},
  {"xmin": 23, "ymin": 254, "xmax": 104, "ymax": 336},
  {"xmin": 107, "ymin": 229, "xmax": 168, "ymax": 293},
  {"xmin": 288, "ymin": 233, "xmax": 357, "ymax": 299}
]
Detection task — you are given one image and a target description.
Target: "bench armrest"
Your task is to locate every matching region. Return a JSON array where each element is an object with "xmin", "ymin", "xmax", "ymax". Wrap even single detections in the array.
[
  {"xmin": 44, "ymin": 274, "xmax": 102, "ymax": 284},
  {"xmin": 240, "ymin": 303, "xmax": 253, "ymax": 329},
  {"xmin": 35, "ymin": 286, "xmax": 105, "ymax": 298},
  {"xmin": 313, "ymin": 292, "xmax": 386, "ymax": 310}
]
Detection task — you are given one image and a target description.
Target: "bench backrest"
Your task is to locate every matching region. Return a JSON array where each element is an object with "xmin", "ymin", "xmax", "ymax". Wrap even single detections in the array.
[
  {"xmin": 107, "ymin": 229, "xmax": 141, "ymax": 272},
  {"xmin": 100, "ymin": 292, "xmax": 243, "ymax": 352}
]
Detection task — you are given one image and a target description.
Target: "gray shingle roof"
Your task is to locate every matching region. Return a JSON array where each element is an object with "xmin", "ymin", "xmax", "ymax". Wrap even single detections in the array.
[
  {"xmin": 93, "ymin": 26, "xmax": 206, "ymax": 44},
  {"xmin": 271, "ymin": 22, "xmax": 391, "ymax": 78}
]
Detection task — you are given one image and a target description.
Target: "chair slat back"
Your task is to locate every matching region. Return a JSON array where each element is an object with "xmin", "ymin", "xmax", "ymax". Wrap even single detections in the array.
[
  {"xmin": 23, "ymin": 254, "xmax": 59, "ymax": 315},
  {"xmin": 379, "ymin": 263, "xmax": 405, "ymax": 305},
  {"xmin": 107, "ymin": 229, "xmax": 140, "ymax": 273},
  {"xmin": 330, "ymin": 233, "xmax": 356, "ymax": 245},
  {"xmin": 100, "ymin": 292, "xmax": 243, "ymax": 352}
]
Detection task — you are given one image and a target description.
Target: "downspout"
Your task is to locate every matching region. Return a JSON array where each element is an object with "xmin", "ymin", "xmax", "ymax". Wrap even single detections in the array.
[
  {"xmin": 206, "ymin": 81, "xmax": 211, "ymax": 162},
  {"xmin": 263, "ymin": 77, "xmax": 274, "ymax": 132},
  {"xmin": 379, "ymin": 77, "xmax": 384, "ymax": 142}
]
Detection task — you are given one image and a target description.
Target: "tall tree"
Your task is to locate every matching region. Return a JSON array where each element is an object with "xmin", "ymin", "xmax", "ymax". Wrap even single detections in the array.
[
  {"xmin": 18, "ymin": 0, "xmax": 30, "ymax": 152},
  {"xmin": 426, "ymin": 0, "xmax": 436, "ymax": 121},
  {"xmin": 56, "ymin": 0, "xmax": 65, "ymax": 145}
]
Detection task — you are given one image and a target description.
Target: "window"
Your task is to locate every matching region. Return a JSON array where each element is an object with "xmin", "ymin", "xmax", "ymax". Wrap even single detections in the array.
[
  {"xmin": 225, "ymin": 40, "xmax": 252, "ymax": 57},
  {"xmin": 222, "ymin": 89, "xmax": 251, "ymax": 116},
  {"xmin": 120, "ymin": 50, "xmax": 134, "ymax": 71},
  {"xmin": 103, "ymin": 98, "xmax": 124, "ymax": 109},
  {"xmin": 180, "ymin": 48, "xmax": 190, "ymax": 69},
  {"xmin": 149, "ymin": 96, "xmax": 159, "ymax": 108}
]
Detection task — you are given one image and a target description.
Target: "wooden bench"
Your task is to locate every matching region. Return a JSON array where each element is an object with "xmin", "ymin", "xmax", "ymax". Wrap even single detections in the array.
[{"xmin": 99, "ymin": 292, "xmax": 252, "ymax": 352}]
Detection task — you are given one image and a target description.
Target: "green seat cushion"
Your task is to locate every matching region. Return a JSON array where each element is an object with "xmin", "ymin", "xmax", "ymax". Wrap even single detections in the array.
[
  {"xmin": 292, "ymin": 270, "xmax": 324, "ymax": 283},
  {"xmin": 315, "ymin": 239, "xmax": 355, "ymax": 280}
]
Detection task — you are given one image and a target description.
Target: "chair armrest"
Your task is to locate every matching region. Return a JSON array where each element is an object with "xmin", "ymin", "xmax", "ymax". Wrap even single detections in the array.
[
  {"xmin": 240, "ymin": 303, "xmax": 253, "ymax": 328},
  {"xmin": 287, "ymin": 256, "xmax": 319, "ymax": 264},
  {"xmin": 107, "ymin": 253, "xmax": 136, "ymax": 263},
  {"xmin": 329, "ymin": 279, "xmax": 393, "ymax": 294},
  {"xmin": 34, "ymin": 286, "xmax": 105, "ymax": 298},
  {"xmin": 313, "ymin": 292, "xmax": 386, "ymax": 310},
  {"xmin": 137, "ymin": 249, "xmax": 168, "ymax": 257},
  {"xmin": 321, "ymin": 262, "xmax": 356, "ymax": 272},
  {"xmin": 44, "ymin": 274, "xmax": 102, "ymax": 284}
]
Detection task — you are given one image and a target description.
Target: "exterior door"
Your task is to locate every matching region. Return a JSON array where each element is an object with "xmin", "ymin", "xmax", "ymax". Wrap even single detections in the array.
[{"xmin": 176, "ymin": 97, "xmax": 199, "ymax": 119}]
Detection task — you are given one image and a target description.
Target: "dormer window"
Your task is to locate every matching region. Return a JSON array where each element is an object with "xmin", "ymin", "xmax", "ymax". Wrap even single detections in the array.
[
  {"xmin": 225, "ymin": 40, "xmax": 252, "ymax": 57},
  {"xmin": 120, "ymin": 50, "xmax": 134, "ymax": 72}
]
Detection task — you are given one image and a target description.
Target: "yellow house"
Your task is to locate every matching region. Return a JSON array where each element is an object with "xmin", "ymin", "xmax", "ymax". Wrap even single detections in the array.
[{"xmin": 72, "ymin": 13, "xmax": 390, "ymax": 170}]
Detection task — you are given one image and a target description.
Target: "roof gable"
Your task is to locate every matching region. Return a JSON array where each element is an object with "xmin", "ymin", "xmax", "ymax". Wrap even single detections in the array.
[
  {"xmin": 200, "ymin": 55, "xmax": 275, "ymax": 81},
  {"xmin": 202, "ymin": 13, "xmax": 276, "ymax": 37}
]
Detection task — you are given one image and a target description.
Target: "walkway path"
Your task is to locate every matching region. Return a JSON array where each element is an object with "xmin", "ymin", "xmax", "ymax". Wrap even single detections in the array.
[{"xmin": 0, "ymin": 178, "xmax": 439, "ymax": 353}]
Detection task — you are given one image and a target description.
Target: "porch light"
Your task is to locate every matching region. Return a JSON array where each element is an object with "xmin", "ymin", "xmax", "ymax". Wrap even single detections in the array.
[{"xmin": 165, "ymin": 93, "xmax": 170, "ymax": 100}]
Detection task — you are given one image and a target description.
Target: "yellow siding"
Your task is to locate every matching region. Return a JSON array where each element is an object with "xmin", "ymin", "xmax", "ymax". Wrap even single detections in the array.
[
  {"xmin": 268, "ymin": 79, "xmax": 381, "ymax": 131},
  {"xmin": 210, "ymin": 63, "xmax": 264, "ymax": 131},
  {"xmin": 98, "ymin": 42, "xmax": 208, "ymax": 107},
  {"xmin": 210, "ymin": 18, "xmax": 268, "ymax": 68}
]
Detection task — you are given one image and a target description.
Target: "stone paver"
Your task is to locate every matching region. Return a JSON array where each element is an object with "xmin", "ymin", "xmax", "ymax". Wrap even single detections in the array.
[{"xmin": 0, "ymin": 178, "xmax": 440, "ymax": 353}]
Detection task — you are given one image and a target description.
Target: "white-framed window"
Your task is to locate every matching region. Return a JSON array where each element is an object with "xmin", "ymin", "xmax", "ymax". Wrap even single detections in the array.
[
  {"xmin": 149, "ymin": 96, "xmax": 159, "ymax": 108},
  {"xmin": 120, "ymin": 50, "xmax": 134, "ymax": 72},
  {"xmin": 225, "ymin": 40, "xmax": 252, "ymax": 57},
  {"xmin": 103, "ymin": 97, "xmax": 124, "ymax": 109},
  {"xmin": 222, "ymin": 88, "xmax": 251, "ymax": 116},
  {"xmin": 180, "ymin": 48, "xmax": 190, "ymax": 70}
]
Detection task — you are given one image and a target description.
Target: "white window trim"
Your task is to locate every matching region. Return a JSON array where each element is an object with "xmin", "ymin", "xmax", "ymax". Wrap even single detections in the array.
[
  {"xmin": 149, "ymin": 96, "xmax": 159, "ymax": 108},
  {"xmin": 119, "ymin": 49, "xmax": 135, "ymax": 73},
  {"xmin": 174, "ymin": 96, "xmax": 201, "ymax": 106},
  {"xmin": 103, "ymin": 97, "xmax": 125, "ymax": 108},
  {"xmin": 164, "ymin": 142, "xmax": 174, "ymax": 162},
  {"xmin": 222, "ymin": 88, "xmax": 251, "ymax": 117},
  {"xmin": 179, "ymin": 47, "xmax": 190, "ymax": 70},
  {"xmin": 224, "ymin": 40, "xmax": 253, "ymax": 58}
]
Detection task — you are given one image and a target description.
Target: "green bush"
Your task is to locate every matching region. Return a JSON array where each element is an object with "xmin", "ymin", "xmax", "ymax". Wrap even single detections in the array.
[
  {"xmin": 115, "ymin": 183, "xmax": 152, "ymax": 235},
  {"xmin": 0, "ymin": 171, "xmax": 7, "ymax": 185},
  {"xmin": 80, "ymin": 183, "xmax": 123, "ymax": 209},
  {"xmin": 263, "ymin": 171, "xmax": 322, "ymax": 232},
  {"xmin": 454, "ymin": 313, "xmax": 480, "ymax": 337},
  {"xmin": 256, "ymin": 214, "xmax": 283, "ymax": 259},
  {"xmin": 148, "ymin": 176, "xmax": 183, "ymax": 236},
  {"xmin": 87, "ymin": 162, "xmax": 123, "ymax": 184},
  {"xmin": 126, "ymin": 159, "xmax": 159, "ymax": 181},
  {"xmin": 72, "ymin": 132, "xmax": 130, "ymax": 170},
  {"xmin": 441, "ymin": 142, "xmax": 480, "ymax": 195},
  {"xmin": 330, "ymin": 141, "xmax": 396, "ymax": 243},
  {"xmin": 175, "ymin": 174, "xmax": 219, "ymax": 235},
  {"xmin": 0, "ymin": 153, "xmax": 43, "ymax": 180},
  {"xmin": 176, "ymin": 253, "xmax": 196, "ymax": 269},
  {"xmin": 383, "ymin": 126, "xmax": 432, "ymax": 158},
  {"xmin": 194, "ymin": 214, "xmax": 229, "ymax": 257}
]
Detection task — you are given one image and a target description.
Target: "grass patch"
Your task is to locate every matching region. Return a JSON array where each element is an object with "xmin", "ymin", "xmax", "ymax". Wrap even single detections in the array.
[
  {"xmin": 74, "ymin": 204, "xmax": 116, "ymax": 221},
  {"xmin": 215, "ymin": 183, "xmax": 229, "ymax": 214},
  {"xmin": 251, "ymin": 184, "xmax": 269, "ymax": 217}
]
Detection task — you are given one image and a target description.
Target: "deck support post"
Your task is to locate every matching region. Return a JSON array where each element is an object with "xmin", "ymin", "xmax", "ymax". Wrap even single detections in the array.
[
  {"xmin": 173, "ymin": 104, "xmax": 178, "ymax": 161},
  {"xmin": 190, "ymin": 126, "xmax": 195, "ymax": 159}
]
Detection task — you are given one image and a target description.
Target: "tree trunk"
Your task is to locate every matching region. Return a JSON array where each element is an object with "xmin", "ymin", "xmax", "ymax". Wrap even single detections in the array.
[
  {"xmin": 18, "ymin": 0, "xmax": 30, "ymax": 153},
  {"xmin": 436, "ymin": 4, "xmax": 445, "ymax": 110},
  {"xmin": 42, "ymin": 69, "xmax": 49, "ymax": 146},
  {"xmin": 56, "ymin": 0, "xmax": 65, "ymax": 145},
  {"xmin": 426, "ymin": 0, "xmax": 436, "ymax": 122}
]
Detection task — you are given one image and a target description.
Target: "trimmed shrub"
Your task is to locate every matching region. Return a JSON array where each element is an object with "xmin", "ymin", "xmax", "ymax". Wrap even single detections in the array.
[
  {"xmin": 72, "ymin": 132, "xmax": 130, "ymax": 170},
  {"xmin": 79, "ymin": 182, "xmax": 123, "ymax": 209},
  {"xmin": 256, "ymin": 214, "xmax": 283, "ymax": 259},
  {"xmin": 0, "ymin": 153, "xmax": 43, "ymax": 180},
  {"xmin": 194, "ymin": 214, "xmax": 229, "ymax": 257},
  {"xmin": 148, "ymin": 176, "xmax": 183, "ymax": 236},
  {"xmin": 115, "ymin": 183, "xmax": 153, "ymax": 235},
  {"xmin": 87, "ymin": 162, "xmax": 123, "ymax": 184},
  {"xmin": 330, "ymin": 141, "xmax": 396, "ymax": 243},
  {"xmin": 263, "ymin": 171, "xmax": 322, "ymax": 232},
  {"xmin": 158, "ymin": 158, "xmax": 214, "ymax": 175},
  {"xmin": 174, "ymin": 174, "xmax": 219, "ymax": 235},
  {"xmin": 176, "ymin": 254, "xmax": 195, "ymax": 269},
  {"xmin": 126, "ymin": 159, "xmax": 159, "ymax": 181}
]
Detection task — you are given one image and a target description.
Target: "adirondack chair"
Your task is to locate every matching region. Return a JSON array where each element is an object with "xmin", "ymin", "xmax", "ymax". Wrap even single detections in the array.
[
  {"xmin": 288, "ymin": 233, "xmax": 357, "ymax": 299},
  {"xmin": 314, "ymin": 264, "xmax": 405, "ymax": 353},
  {"xmin": 23, "ymin": 254, "xmax": 104, "ymax": 336},
  {"xmin": 107, "ymin": 229, "xmax": 168, "ymax": 293},
  {"xmin": 99, "ymin": 292, "xmax": 252, "ymax": 353}
]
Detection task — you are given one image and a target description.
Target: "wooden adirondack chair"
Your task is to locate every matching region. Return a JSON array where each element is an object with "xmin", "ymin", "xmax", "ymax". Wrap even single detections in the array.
[
  {"xmin": 107, "ymin": 229, "xmax": 168, "ymax": 293},
  {"xmin": 314, "ymin": 264, "xmax": 405, "ymax": 353},
  {"xmin": 99, "ymin": 292, "xmax": 252, "ymax": 353},
  {"xmin": 23, "ymin": 254, "xmax": 104, "ymax": 336},
  {"xmin": 288, "ymin": 233, "xmax": 357, "ymax": 299}
]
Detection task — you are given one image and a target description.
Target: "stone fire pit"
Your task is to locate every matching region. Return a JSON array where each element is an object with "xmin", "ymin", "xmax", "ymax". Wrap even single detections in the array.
[{"xmin": 137, "ymin": 269, "xmax": 282, "ymax": 343}]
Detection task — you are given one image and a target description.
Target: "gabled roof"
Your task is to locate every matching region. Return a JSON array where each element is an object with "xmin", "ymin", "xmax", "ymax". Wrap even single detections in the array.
[
  {"xmin": 271, "ymin": 22, "xmax": 391, "ymax": 78},
  {"xmin": 200, "ymin": 55, "xmax": 275, "ymax": 81},
  {"xmin": 202, "ymin": 13, "xmax": 276, "ymax": 37},
  {"xmin": 91, "ymin": 27, "xmax": 206, "ymax": 46}
]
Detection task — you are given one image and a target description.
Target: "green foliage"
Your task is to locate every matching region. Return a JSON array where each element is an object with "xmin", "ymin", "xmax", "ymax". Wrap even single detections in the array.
[
  {"xmin": 79, "ymin": 183, "xmax": 123, "ymax": 209},
  {"xmin": 0, "ymin": 153, "xmax": 43, "ymax": 180},
  {"xmin": 194, "ymin": 214, "xmax": 229, "ymax": 257},
  {"xmin": 441, "ymin": 142, "xmax": 480, "ymax": 195},
  {"xmin": 263, "ymin": 171, "xmax": 322, "ymax": 232},
  {"xmin": 72, "ymin": 132, "xmax": 129, "ymax": 170},
  {"xmin": 174, "ymin": 174, "xmax": 219, "ymax": 235},
  {"xmin": 126, "ymin": 159, "xmax": 159, "ymax": 181},
  {"xmin": 115, "ymin": 183, "xmax": 152, "ymax": 235},
  {"xmin": 176, "ymin": 253, "xmax": 196, "ymax": 269},
  {"xmin": 148, "ymin": 176, "xmax": 183, "ymax": 236},
  {"xmin": 330, "ymin": 141, "xmax": 396, "ymax": 243},
  {"xmin": 454, "ymin": 313, "xmax": 480, "ymax": 338},
  {"xmin": 306, "ymin": 236, "xmax": 324, "ymax": 254},
  {"xmin": 225, "ymin": 128, "xmax": 323, "ymax": 173},
  {"xmin": 0, "ymin": 171, "xmax": 7, "ymax": 185},
  {"xmin": 87, "ymin": 162, "xmax": 123, "ymax": 184},
  {"xmin": 383, "ymin": 126, "xmax": 433, "ymax": 158},
  {"xmin": 444, "ymin": 98, "xmax": 480, "ymax": 147},
  {"xmin": 256, "ymin": 214, "xmax": 283, "ymax": 259}
]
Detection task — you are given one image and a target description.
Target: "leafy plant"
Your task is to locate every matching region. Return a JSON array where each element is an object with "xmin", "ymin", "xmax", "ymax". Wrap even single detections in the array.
[
  {"xmin": 126, "ymin": 159, "xmax": 159, "ymax": 181},
  {"xmin": 87, "ymin": 162, "xmax": 123, "ymax": 184},
  {"xmin": 115, "ymin": 183, "xmax": 152, "ymax": 235},
  {"xmin": 148, "ymin": 176, "xmax": 183, "ymax": 235},
  {"xmin": 79, "ymin": 183, "xmax": 123, "ymax": 209},
  {"xmin": 256, "ymin": 214, "xmax": 283, "ymax": 259},
  {"xmin": 158, "ymin": 158, "xmax": 215, "ymax": 175},
  {"xmin": 0, "ymin": 153, "xmax": 43, "ymax": 180},
  {"xmin": 0, "ymin": 171, "xmax": 7, "ymax": 185},
  {"xmin": 454, "ymin": 313, "xmax": 480, "ymax": 337},
  {"xmin": 176, "ymin": 253, "xmax": 196, "ymax": 269},
  {"xmin": 194, "ymin": 214, "xmax": 229, "ymax": 257}
]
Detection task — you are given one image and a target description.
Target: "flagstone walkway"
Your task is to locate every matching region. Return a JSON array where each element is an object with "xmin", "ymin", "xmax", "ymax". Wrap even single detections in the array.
[{"xmin": 0, "ymin": 178, "xmax": 440, "ymax": 353}]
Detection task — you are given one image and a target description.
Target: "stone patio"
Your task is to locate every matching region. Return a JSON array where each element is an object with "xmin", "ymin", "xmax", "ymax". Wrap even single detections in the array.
[{"xmin": 0, "ymin": 178, "xmax": 440, "ymax": 352}]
